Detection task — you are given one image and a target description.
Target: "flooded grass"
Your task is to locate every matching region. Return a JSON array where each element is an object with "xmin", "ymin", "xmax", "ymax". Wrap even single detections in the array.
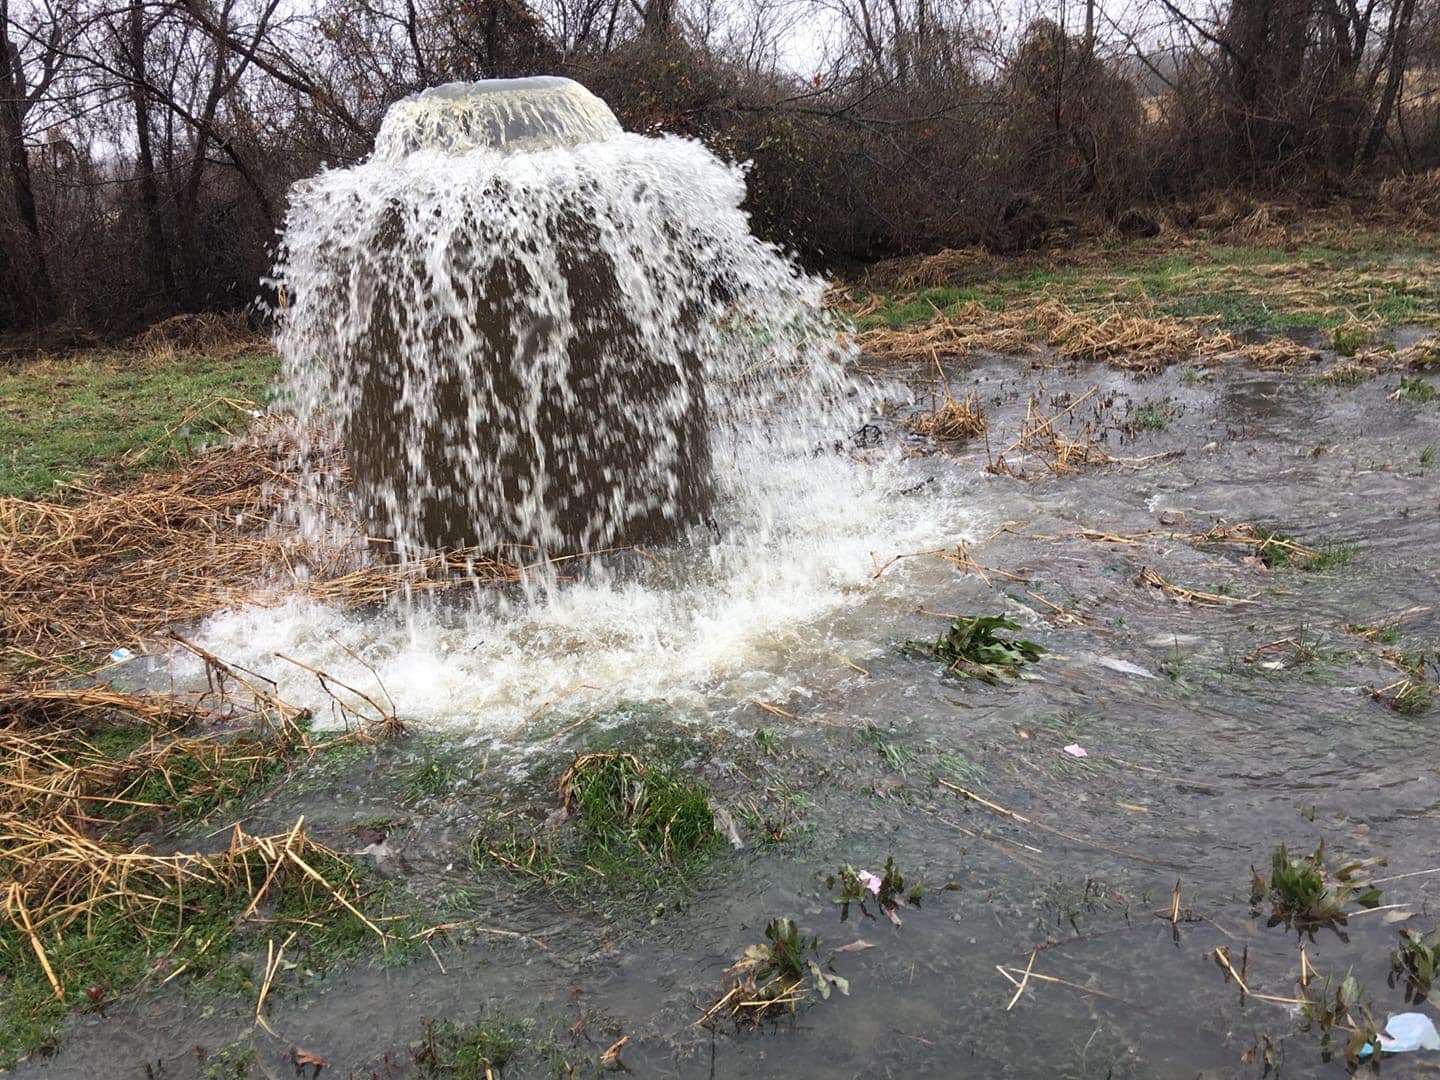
[
  {"xmin": 1399, "ymin": 375, "xmax": 1440, "ymax": 403},
  {"xmin": 468, "ymin": 746, "xmax": 721, "ymax": 898},
  {"xmin": 1122, "ymin": 398, "xmax": 1174, "ymax": 432},
  {"xmin": 7, "ymin": 234, "xmax": 1440, "ymax": 1076},
  {"xmin": 0, "ymin": 667, "xmax": 411, "ymax": 1068}
]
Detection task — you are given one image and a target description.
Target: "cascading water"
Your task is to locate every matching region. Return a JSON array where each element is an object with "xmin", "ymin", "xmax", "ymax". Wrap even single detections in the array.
[
  {"xmin": 273, "ymin": 76, "xmax": 861, "ymax": 558},
  {"xmin": 194, "ymin": 77, "xmax": 969, "ymax": 731}
]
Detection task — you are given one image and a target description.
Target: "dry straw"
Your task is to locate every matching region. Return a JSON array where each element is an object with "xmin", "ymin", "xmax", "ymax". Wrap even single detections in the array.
[
  {"xmin": 909, "ymin": 353, "xmax": 988, "ymax": 442},
  {"xmin": 0, "ymin": 418, "xmax": 521, "ymax": 656},
  {"xmin": 0, "ymin": 646, "xmax": 397, "ymax": 1005},
  {"xmin": 854, "ymin": 296, "xmax": 1321, "ymax": 373}
]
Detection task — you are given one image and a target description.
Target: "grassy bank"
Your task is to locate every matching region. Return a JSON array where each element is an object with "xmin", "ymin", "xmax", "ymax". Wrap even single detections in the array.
[
  {"xmin": 0, "ymin": 350, "xmax": 277, "ymax": 499},
  {"xmin": 849, "ymin": 232, "xmax": 1440, "ymax": 337}
]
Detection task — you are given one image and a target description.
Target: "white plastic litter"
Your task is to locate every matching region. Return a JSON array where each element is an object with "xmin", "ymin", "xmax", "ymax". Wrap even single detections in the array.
[{"xmin": 1378, "ymin": 1012, "xmax": 1440, "ymax": 1053}]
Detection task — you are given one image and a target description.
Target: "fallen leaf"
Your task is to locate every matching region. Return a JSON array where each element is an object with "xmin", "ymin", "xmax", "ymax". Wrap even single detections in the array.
[
  {"xmin": 290, "ymin": 1046, "xmax": 328, "ymax": 1072},
  {"xmin": 601, "ymin": 1035, "xmax": 628, "ymax": 1070},
  {"xmin": 833, "ymin": 940, "xmax": 877, "ymax": 954}
]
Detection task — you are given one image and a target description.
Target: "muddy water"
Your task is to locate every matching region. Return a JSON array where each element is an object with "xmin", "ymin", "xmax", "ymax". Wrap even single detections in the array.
[{"xmin": 28, "ymin": 354, "xmax": 1440, "ymax": 1078}]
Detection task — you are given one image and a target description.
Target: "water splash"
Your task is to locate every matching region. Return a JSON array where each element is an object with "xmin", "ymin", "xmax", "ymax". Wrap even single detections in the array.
[
  {"xmin": 272, "ymin": 76, "xmax": 863, "ymax": 559},
  {"xmin": 193, "ymin": 78, "xmax": 968, "ymax": 732}
]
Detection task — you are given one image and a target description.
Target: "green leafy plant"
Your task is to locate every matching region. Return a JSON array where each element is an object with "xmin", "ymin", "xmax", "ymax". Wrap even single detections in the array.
[
  {"xmin": 709, "ymin": 917, "xmax": 848, "ymax": 1026},
  {"xmin": 1399, "ymin": 376, "xmax": 1439, "ymax": 404},
  {"xmin": 1390, "ymin": 927, "xmax": 1440, "ymax": 1003},
  {"xmin": 1251, "ymin": 841, "xmax": 1384, "ymax": 930},
  {"xmin": 828, "ymin": 856, "xmax": 921, "ymax": 926},
  {"xmin": 925, "ymin": 614, "xmax": 1043, "ymax": 683},
  {"xmin": 1298, "ymin": 970, "xmax": 1378, "ymax": 1065}
]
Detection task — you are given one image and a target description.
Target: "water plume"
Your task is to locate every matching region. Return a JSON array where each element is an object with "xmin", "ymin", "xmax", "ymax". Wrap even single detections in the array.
[{"xmin": 272, "ymin": 76, "xmax": 863, "ymax": 561}]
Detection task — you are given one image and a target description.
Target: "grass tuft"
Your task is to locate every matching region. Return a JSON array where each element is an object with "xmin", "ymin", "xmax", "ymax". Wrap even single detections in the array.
[{"xmin": 1398, "ymin": 376, "xmax": 1439, "ymax": 404}]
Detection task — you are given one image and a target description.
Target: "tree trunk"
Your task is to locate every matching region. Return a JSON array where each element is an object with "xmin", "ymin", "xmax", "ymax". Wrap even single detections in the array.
[
  {"xmin": 641, "ymin": 0, "xmax": 674, "ymax": 41},
  {"xmin": 126, "ymin": 0, "xmax": 173, "ymax": 307},
  {"xmin": 1361, "ymin": 0, "xmax": 1415, "ymax": 165},
  {"xmin": 0, "ymin": 29, "xmax": 55, "ymax": 330}
]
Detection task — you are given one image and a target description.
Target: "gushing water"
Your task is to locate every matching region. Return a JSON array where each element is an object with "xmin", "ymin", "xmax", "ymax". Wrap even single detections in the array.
[
  {"xmin": 196, "ymin": 78, "xmax": 968, "ymax": 731},
  {"xmin": 273, "ymin": 76, "xmax": 864, "ymax": 559}
]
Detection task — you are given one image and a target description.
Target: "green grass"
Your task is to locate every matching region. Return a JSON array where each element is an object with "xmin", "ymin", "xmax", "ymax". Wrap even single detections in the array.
[
  {"xmin": 400, "ymin": 750, "xmax": 463, "ymax": 804},
  {"xmin": 411, "ymin": 1012, "xmax": 601, "ymax": 1077},
  {"xmin": 200, "ymin": 1040, "xmax": 257, "ymax": 1078},
  {"xmin": 1305, "ymin": 543, "xmax": 1358, "ymax": 572},
  {"xmin": 1125, "ymin": 399, "xmax": 1173, "ymax": 432},
  {"xmin": 470, "ymin": 749, "xmax": 721, "ymax": 896},
  {"xmin": 857, "ymin": 723, "xmax": 910, "ymax": 773},
  {"xmin": 851, "ymin": 238, "xmax": 1440, "ymax": 336},
  {"xmin": 0, "ymin": 351, "xmax": 277, "ymax": 499},
  {"xmin": 1399, "ymin": 376, "xmax": 1439, "ymax": 404},
  {"xmin": 0, "ymin": 852, "xmax": 401, "ymax": 1069},
  {"xmin": 415, "ymin": 1016, "xmax": 522, "ymax": 1075},
  {"xmin": 563, "ymin": 753, "xmax": 717, "ymax": 880},
  {"xmin": 753, "ymin": 726, "xmax": 783, "ymax": 757}
]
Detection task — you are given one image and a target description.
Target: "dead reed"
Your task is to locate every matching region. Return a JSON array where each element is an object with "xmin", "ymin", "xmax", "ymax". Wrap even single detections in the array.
[
  {"xmin": 1136, "ymin": 567, "xmax": 1257, "ymax": 607},
  {"xmin": 852, "ymin": 297, "xmax": 1319, "ymax": 373},
  {"xmin": 846, "ymin": 250, "xmax": 1440, "ymax": 371},
  {"xmin": 877, "ymin": 246, "xmax": 992, "ymax": 291},
  {"xmin": 986, "ymin": 387, "xmax": 1116, "ymax": 477},
  {"xmin": 0, "ymin": 421, "xmax": 522, "ymax": 657},
  {"xmin": 130, "ymin": 313, "xmax": 268, "ymax": 364},
  {"xmin": 909, "ymin": 354, "xmax": 988, "ymax": 442},
  {"xmin": 0, "ymin": 646, "xmax": 397, "ymax": 1020}
]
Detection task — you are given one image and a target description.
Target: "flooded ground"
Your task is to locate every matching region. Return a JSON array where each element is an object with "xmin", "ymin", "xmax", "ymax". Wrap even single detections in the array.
[{"xmin": 22, "ymin": 348, "xmax": 1440, "ymax": 1078}]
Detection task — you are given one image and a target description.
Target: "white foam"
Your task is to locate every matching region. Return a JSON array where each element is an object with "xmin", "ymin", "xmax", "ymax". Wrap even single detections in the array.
[
  {"xmin": 194, "ymin": 448, "xmax": 971, "ymax": 733},
  {"xmin": 219, "ymin": 79, "xmax": 969, "ymax": 736}
]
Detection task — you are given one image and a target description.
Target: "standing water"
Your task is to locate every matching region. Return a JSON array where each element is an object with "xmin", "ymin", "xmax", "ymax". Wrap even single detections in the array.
[{"xmin": 206, "ymin": 77, "xmax": 959, "ymax": 729}]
